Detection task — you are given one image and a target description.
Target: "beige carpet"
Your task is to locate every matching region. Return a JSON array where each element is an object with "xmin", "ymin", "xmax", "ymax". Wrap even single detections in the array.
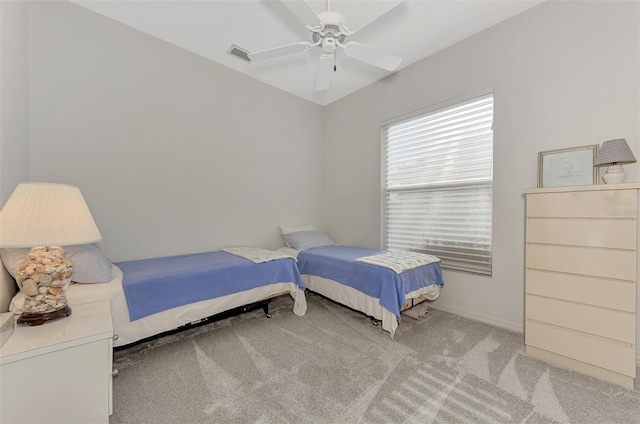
[{"xmin": 109, "ymin": 293, "xmax": 640, "ymax": 424}]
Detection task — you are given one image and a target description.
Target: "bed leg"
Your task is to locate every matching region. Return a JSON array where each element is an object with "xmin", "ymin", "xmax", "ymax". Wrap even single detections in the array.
[{"xmin": 262, "ymin": 301, "xmax": 272, "ymax": 318}]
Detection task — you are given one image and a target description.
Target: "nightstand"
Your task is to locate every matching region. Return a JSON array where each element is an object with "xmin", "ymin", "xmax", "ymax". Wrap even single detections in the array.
[{"xmin": 0, "ymin": 300, "xmax": 113, "ymax": 423}]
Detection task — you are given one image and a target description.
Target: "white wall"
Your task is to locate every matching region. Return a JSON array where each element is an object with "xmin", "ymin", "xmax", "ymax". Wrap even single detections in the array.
[
  {"xmin": 323, "ymin": 0, "xmax": 640, "ymax": 334},
  {"xmin": 27, "ymin": 1, "xmax": 326, "ymax": 261},
  {"xmin": 0, "ymin": 0, "xmax": 29, "ymax": 205},
  {"xmin": 0, "ymin": 0, "xmax": 29, "ymax": 311}
]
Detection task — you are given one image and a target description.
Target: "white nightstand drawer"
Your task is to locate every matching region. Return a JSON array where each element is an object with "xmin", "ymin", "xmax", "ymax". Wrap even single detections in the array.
[{"xmin": 0, "ymin": 300, "xmax": 113, "ymax": 423}]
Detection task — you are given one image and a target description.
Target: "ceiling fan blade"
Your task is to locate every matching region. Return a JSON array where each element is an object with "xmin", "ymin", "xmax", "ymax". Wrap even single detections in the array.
[
  {"xmin": 315, "ymin": 54, "xmax": 334, "ymax": 91},
  {"xmin": 248, "ymin": 42, "xmax": 310, "ymax": 62},
  {"xmin": 281, "ymin": 0, "xmax": 322, "ymax": 29},
  {"xmin": 343, "ymin": 42, "xmax": 402, "ymax": 72}
]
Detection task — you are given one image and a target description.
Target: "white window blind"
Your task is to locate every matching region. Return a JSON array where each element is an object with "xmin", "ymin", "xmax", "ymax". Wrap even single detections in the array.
[{"xmin": 383, "ymin": 94, "xmax": 494, "ymax": 275}]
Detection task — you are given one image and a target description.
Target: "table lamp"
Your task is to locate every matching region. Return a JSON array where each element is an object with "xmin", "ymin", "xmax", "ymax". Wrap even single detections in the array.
[
  {"xmin": 0, "ymin": 182, "xmax": 102, "ymax": 325},
  {"xmin": 593, "ymin": 138, "xmax": 637, "ymax": 184}
]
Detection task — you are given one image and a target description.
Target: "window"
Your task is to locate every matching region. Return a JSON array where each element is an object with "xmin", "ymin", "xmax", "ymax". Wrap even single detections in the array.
[{"xmin": 382, "ymin": 94, "xmax": 494, "ymax": 275}]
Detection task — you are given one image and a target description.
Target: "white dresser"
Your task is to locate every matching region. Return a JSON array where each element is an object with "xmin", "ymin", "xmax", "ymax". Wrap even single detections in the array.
[
  {"xmin": 0, "ymin": 300, "xmax": 113, "ymax": 423},
  {"xmin": 524, "ymin": 183, "xmax": 639, "ymax": 389}
]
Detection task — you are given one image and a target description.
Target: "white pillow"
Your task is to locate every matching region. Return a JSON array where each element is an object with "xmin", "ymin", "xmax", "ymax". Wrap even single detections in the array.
[
  {"xmin": 0, "ymin": 244, "xmax": 112, "ymax": 284},
  {"xmin": 280, "ymin": 224, "xmax": 316, "ymax": 248},
  {"xmin": 281, "ymin": 230, "xmax": 335, "ymax": 251},
  {"xmin": 64, "ymin": 244, "xmax": 113, "ymax": 283},
  {"xmin": 0, "ymin": 249, "xmax": 28, "ymax": 279}
]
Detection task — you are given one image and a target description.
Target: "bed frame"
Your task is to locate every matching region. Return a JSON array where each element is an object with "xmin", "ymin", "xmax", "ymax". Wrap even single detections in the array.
[
  {"xmin": 302, "ymin": 274, "xmax": 439, "ymax": 338},
  {"xmin": 114, "ymin": 290, "xmax": 290, "ymax": 349}
]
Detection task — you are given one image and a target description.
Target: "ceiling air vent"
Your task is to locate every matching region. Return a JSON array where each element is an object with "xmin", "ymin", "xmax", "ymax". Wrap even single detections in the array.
[{"xmin": 227, "ymin": 44, "xmax": 251, "ymax": 63}]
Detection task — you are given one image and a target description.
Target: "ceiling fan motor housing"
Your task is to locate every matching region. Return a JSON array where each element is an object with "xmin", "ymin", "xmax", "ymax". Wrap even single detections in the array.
[
  {"xmin": 312, "ymin": 26, "xmax": 346, "ymax": 45},
  {"xmin": 311, "ymin": 10, "xmax": 349, "ymax": 46}
]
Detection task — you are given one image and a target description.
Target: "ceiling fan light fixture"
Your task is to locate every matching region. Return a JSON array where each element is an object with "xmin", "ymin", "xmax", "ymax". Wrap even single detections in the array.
[{"xmin": 321, "ymin": 37, "xmax": 337, "ymax": 54}]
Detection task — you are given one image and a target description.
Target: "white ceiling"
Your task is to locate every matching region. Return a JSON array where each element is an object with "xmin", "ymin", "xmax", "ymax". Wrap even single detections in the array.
[{"xmin": 71, "ymin": 0, "xmax": 544, "ymax": 106}]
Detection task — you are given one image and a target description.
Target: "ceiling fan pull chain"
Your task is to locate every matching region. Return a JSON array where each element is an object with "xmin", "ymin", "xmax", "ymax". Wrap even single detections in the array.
[{"xmin": 334, "ymin": 53, "xmax": 337, "ymax": 72}]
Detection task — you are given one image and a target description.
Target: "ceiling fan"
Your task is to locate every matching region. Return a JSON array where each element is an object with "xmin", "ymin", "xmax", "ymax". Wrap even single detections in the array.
[{"xmin": 247, "ymin": 0, "xmax": 403, "ymax": 91}]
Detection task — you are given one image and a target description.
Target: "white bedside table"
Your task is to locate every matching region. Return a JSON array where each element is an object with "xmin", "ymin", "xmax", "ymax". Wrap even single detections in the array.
[{"xmin": 0, "ymin": 300, "xmax": 113, "ymax": 423}]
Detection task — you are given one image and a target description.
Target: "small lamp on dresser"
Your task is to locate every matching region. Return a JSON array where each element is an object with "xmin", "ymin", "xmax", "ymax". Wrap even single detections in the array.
[
  {"xmin": 0, "ymin": 182, "xmax": 102, "ymax": 325},
  {"xmin": 593, "ymin": 138, "xmax": 637, "ymax": 184}
]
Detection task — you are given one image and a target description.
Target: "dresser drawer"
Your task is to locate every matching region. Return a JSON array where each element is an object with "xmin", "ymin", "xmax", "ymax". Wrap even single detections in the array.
[
  {"xmin": 526, "ymin": 320, "xmax": 636, "ymax": 377},
  {"xmin": 526, "ymin": 218, "xmax": 636, "ymax": 249},
  {"xmin": 526, "ymin": 244, "xmax": 636, "ymax": 281},
  {"xmin": 526, "ymin": 295, "xmax": 635, "ymax": 343},
  {"xmin": 526, "ymin": 269, "xmax": 636, "ymax": 312},
  {"xmin": 527, "ymin": 189, "xmax": 637, "ymax": 218}
]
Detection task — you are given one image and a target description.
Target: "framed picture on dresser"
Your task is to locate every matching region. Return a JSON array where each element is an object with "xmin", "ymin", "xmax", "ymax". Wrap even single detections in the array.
[{"xmin": 537, "ymin": 144, "xmax": 599, "ymax": 188}]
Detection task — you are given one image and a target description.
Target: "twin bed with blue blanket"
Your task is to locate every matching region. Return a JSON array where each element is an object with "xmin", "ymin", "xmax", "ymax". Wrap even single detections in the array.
[
  {"xmin": 7, "ymin": 248, "xmax": 307, "ymax": 347},
  {"xmin": 111, "ymin": 249, "xmax": 306, "ymax": 346},
  {"xmin": 118, "ymin": 250, "xmax": 305, "ymax": 322},
  {"xmin": 282, "ymin": 245, "xmax": 444, "ymax": 337}
]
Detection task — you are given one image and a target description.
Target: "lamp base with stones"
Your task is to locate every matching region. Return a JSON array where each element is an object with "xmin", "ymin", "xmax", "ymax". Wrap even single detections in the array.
[{"xmin": 15, "ymin": 246, "xmax": 73, "ymax": 326}]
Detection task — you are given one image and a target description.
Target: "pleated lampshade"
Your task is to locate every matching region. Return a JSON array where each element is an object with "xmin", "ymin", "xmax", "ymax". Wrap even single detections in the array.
[{"xmin": 0, "ymin": 182, "xmax": 102, "ymax": 248}]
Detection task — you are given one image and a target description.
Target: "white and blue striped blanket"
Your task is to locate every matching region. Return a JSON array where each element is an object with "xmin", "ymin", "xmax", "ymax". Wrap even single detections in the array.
[
  {"xmin": 223, "ymin": 247, "xmax": 296, "ymax": 263},
  {"xmin": 354, "ymin": 250, "xmax": 440, "ymax": 274}
]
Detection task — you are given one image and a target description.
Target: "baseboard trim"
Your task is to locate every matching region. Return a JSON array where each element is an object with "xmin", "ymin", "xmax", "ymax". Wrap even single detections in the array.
[{"xmin": 429, "ymin": 304, "xmax": 523, "ymax": 334}]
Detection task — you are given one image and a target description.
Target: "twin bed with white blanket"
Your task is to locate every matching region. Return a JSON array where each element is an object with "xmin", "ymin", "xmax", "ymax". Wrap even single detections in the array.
[{"xmin": 5, "ymin": 246, "xmax": 306, "ymax": 347}]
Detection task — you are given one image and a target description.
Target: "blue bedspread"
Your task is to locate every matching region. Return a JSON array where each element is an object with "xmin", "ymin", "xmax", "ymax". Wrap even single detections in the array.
[
  {"xmin": 297, "ymin": 246, "xmax": 443, "ymax": 321},
  {"xmin": 116, "ymin": 251, "xmax": 304, "ymax": 321}
]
